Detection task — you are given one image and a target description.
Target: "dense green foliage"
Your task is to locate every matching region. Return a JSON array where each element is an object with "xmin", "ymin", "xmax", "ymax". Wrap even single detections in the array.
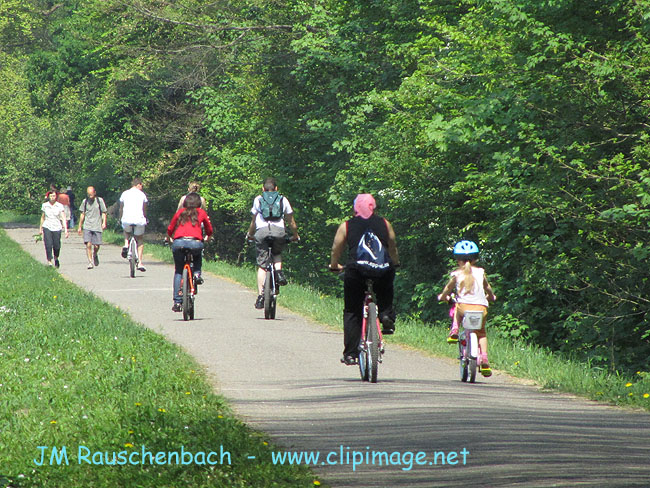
[{"xmin": 1, "ymin": 0, "xmax": 649, "ymax": 373}]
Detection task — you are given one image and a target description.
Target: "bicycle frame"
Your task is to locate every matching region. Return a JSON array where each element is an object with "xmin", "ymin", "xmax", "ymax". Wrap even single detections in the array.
[
  {"xmin": 358, "ymin": 279, "xmax": 384, "ymax": 383},
  {"xmin": 124, "ymin": 225, "xmax": 139, "ymax": 278},
  {"xmin": 179, "ymin": 249, "xmax": 197, "ymax": 321}
]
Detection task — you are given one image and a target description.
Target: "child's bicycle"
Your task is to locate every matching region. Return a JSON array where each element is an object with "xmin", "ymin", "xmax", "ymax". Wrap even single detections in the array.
[{"xmin": 445, "ymin": 294, "xmax": 485, "ymax": 383}]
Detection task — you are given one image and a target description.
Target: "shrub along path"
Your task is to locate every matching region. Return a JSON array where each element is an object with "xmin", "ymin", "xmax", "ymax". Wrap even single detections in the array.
[{"xmin": 6, "ymin": 225, "xmax": 650, "ymax": 487}]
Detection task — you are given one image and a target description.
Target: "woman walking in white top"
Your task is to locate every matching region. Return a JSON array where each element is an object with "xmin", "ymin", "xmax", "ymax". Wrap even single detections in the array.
[{"xmin": 39, "ymin": 191, "xmax": 69, "ymax": 267}]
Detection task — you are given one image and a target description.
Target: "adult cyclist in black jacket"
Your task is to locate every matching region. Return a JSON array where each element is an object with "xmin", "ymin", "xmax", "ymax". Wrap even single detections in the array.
[{"xmin": 329, "ymin": 193, "xmax": 400, "ymax": 365}]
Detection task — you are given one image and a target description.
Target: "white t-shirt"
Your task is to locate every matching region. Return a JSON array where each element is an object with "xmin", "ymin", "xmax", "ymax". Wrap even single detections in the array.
[
  {"xmin": 41, "ymin": 202, "xmax": 66, "ymax": 232},
  {"xmin": 251, "ymin": 194, "xmax": 293, "ymax": 230},
  {"xmin": 453, "ymin": 266, "xmax": 489, "ymax": 307},
  {"xmin": 119, "ymin": 187, "xmax": 148, "ymax": 226}
]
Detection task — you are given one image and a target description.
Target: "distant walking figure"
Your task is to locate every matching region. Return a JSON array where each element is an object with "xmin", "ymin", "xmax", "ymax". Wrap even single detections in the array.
[{"xmin": 40, "ymin": 191, "xmax": 69, "ymax": 267}]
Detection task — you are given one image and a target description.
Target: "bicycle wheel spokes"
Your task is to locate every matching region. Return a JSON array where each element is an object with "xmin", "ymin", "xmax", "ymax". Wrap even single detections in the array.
[
  {"xmin": 367, "ymin": 303, "xmax": 380, "ymax": 383},
  {"xmin": 129, "ymin": 238, "xmax": 137, "ymax": 278},
  {"xmin": 182, "ymin": 267, "xmax": 191, "ymax": 321},
  {"xmin": 263, "ymin": 269, "xmax": 273, "ymax": 320}
]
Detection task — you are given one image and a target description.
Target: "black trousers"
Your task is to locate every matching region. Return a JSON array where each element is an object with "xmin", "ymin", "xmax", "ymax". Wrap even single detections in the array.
[
  {"xmin": 343, "ymin": 267, "xmax": 395, "ymax": 357},
  {"xmin": 43, "ymin": 228, "xmax": 61, "ymax": 261}
]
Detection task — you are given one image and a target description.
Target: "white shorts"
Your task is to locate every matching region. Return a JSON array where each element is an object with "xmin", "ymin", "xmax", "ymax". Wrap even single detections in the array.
[{"xmin": 122, "ymin": 223, "xmax": 145, "ymax": 236}]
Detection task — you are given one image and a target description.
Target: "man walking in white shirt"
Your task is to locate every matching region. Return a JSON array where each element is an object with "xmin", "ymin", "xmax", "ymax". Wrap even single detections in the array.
[{"xmin": 119, "ymin": 178, "xmax": 148, "ymax": 271}]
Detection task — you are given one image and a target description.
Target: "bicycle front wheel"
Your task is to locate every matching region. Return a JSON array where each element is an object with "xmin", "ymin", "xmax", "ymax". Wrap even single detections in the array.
[
  {"xmin": 182, "ymin": 267, "xmax": 191, "ymax": 321},
  {"xmin": 264, "ymin": 270, "xmax": 273, "ymax": 320},
  {"xmin": 367, "ymin": 302, "xmax": 380, "ymax": 383}
]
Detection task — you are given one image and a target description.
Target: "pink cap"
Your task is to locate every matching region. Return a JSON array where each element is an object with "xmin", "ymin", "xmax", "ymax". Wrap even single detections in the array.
[{"xmin": 353, "ymin": 194, "xmax": 376, "ymax": 219}]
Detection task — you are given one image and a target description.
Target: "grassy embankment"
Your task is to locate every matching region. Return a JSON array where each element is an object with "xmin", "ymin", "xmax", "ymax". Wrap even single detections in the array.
[
  {"xmin": 0, "ymin": 216, "xmax": 319, "ymax": 487},
  {"xmin": 101, "ymin": 226, "xmax": 650, "ymax": 412}
]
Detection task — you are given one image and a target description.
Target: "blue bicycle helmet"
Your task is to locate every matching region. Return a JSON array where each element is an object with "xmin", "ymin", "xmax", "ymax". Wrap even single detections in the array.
[{"xmin": 453, "ymin": 240, "xmax": 479, "ymax": 260}]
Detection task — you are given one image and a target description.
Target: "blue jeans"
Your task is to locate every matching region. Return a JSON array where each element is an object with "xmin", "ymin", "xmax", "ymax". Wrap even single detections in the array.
[{"xmin": 172, "ymin": 239, "xmax": 204, "ymax": 303}]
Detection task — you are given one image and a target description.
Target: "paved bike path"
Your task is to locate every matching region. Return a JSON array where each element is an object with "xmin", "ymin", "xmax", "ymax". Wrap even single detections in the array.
[{"xmin": 5, "ymin": 225, "xmax": 650, "ymax": 487}]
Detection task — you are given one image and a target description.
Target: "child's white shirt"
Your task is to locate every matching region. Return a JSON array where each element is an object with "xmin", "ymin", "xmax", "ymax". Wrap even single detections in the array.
[{"xmin": 452, "ymin": 266, "xmax": 489, "ymax": 306}]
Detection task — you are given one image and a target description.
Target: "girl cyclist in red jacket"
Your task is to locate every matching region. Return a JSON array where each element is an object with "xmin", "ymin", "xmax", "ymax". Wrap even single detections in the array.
[{"xmin": 167, "ymin": 193, "xmax": 213, "ymax": 312}]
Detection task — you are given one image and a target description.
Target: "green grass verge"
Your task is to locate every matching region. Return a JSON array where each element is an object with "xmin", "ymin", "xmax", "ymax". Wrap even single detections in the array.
[
  {"xmin": 0, "ymin": 227, "xmax": 320, "ymax": 488},
  {"xmin": 0, "ymin": 212, "xmax": 40, "ymax": 225},
  {"xmin": 124, "ymin": 235, "xmax": 650, "ymax": 413}
]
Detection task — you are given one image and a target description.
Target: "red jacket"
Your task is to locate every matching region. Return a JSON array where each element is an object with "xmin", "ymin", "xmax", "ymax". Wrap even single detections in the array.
[{"xmin": 167, "ymin": 208, "xmax": 213, "ymax": 240}]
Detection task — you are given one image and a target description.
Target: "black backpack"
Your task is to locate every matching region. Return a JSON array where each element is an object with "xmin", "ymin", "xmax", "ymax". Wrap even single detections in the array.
[
  {"xmin": 259, "ymin": 192, "xmax": 284, "ymax": 221},
  {"xmin": 354, "ymin": 228, "xmax": 390, "ymax": 277}
]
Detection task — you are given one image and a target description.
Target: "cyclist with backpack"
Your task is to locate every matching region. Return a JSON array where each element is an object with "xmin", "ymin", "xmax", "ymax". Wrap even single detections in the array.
[
  {"xmin": 246, "ymin": 177, "xmax": 299, "ymax": 310},
  {"xmin": 329, "ymin": 193, "xmax": 400, "ymax": 365}
]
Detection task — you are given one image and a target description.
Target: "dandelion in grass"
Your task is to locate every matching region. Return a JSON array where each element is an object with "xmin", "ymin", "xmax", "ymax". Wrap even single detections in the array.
[
  {"xmin": 314, "ymin": 481, "xmax": 321, "ymax": 486},
  {"xmin": 135, "ymin": 402, "xmax": 142, "ymax": 407},
  {"xmin": 514, "ymin": 361, "xmax": 520, "ymax": 366},
  {"xmin": 644, "ymin": 394, "xmax": 649, "ymax": 399},
  {"xmin": 128, "ymin": 430, "xmax": 134, "ymax": 434},
  {"xmin": 628, "ymin": 393, "xmax": 634, "ymax": 397},
  {"xmin": 50, "ymin": 420, "xmax": 57, "ymax": 424},
  {"xmin": 263, "ymin": 442, "xmax": 268, "ymax": 446},
  {"xmin": 124, "ymin": 443, "xmax": 134, "ymax": 448},
  {"xmin": 158, "ymin": 408, "xmax": 166, "ymax": 413},
  {"xmin": 625, "ymin": 382, "xmax": 633, "ymax": 387},
  {"xmin": 217, "ymin": 415, "xmax": 224, "ymax": 419},
  {"xmin": 185, "ymin": 391, "xmax": 191, "ymax": 395},
  {"xmin": 53, "ymin": 296, "xmax": 57, "ymax": 299}
]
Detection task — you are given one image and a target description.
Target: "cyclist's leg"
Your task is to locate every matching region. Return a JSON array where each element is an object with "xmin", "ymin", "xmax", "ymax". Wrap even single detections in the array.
[
  {"xmin": 269, "ymin": 227, "xmax": 288, "ymax": 285},
  {"xmin": 375, "ymin": 267, "xmax": 396, "ymax": 332},
  {"xmin": 254, "ymin": 228, "xmax": 272, "ymax": 295},
  {"xmin": 170, "ymin": 240, "xmax": 186, "ymax": 304},
  {"xmin": 186, "ymin": 240, "xmax": 204, "ymax": 277},
  {"xmin": 342, "ymin": 267, "xmax": 365, "ymax": 359},
  {"xmin": 122, "ymin": 223, "xmax": 131, "ymax": 248},
  {"xmin": 269, "ymin": 227, "xmax": 286, "ymax": 271}
]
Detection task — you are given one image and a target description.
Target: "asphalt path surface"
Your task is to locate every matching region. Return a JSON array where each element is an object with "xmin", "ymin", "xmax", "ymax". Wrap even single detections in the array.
[{"xmin": 5, "ymin": 225, "xmax": 650, "ymax": 487}]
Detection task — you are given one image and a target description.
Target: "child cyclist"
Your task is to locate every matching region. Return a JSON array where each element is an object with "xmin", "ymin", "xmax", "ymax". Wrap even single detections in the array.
[{"xmin": 437, "ymin": 240, "xmax": 496, "ymax": 377}]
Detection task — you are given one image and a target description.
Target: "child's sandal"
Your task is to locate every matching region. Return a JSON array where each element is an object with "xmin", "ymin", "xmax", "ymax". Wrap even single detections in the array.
[
  {"xmin": 447, "ymin": 326, "xmax": 459, "ymax": 344},
  {"xmin": 480, "ymin": 354, "xmax": 492, "ymax": 377}
]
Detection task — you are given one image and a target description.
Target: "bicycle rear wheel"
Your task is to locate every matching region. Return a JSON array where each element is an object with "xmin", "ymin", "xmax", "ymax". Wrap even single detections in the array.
[
  {"xmin": 367, "ymin": 302, "xmax": 380, "ymax": 383},
  {"xmin": 459, "ymin": 337, "xmax": 469, "ymax": 382},
  {"xmin": 129, "ymin": 238, "xmax": 137, "ymax": 278},
  {"xmin": 264, "ymin": 270, "xmax": 273, "ymax": 320},
  {"xmin": 469, "ymin": 359, "xmax": 477, "ymax": 383},
  {"xmin": 468, "ymin": 332, "xmax": 478, "ymax": 383},
  {"xmin": 358, "ymin": 342, "xmax": 369, "ymax": 381},
  {"xmin": 182, "ymin": 268, "xmax": 191, "ymax": 321}
]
